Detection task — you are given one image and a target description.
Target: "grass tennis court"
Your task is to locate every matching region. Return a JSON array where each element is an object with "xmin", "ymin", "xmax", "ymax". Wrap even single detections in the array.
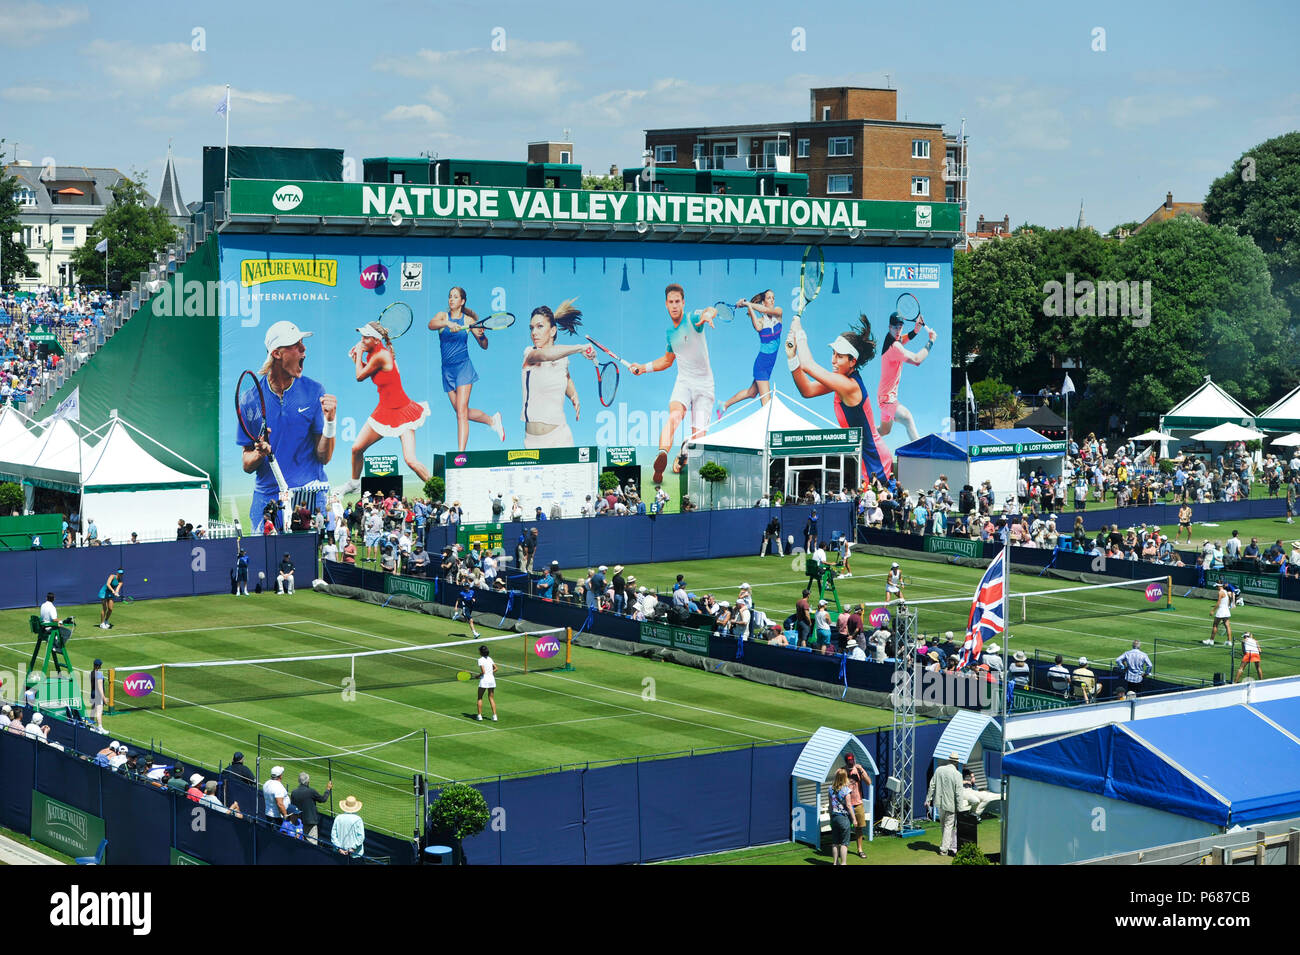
[{"xmin": 0, "ymin": 589, "xmax": 886, "ymax": 838}]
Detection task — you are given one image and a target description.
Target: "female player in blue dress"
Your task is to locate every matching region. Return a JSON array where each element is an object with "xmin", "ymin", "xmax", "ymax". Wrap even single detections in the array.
[
  {"xmin": 785, "ymin": 313, "xmax": 893, "ymax": 487},
  {"xmin": 426, "ymin": 286, "xmax": 505, "ymax": 452},
  {"xmin": 719, "ymin": 289, "xmax": 783, "ymax": 417}
]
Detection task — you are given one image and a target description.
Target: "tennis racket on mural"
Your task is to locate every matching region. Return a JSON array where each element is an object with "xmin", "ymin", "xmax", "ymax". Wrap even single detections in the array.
[
  {"xmin": 235, "ymin": 369, "xmax": 290, "ymax": 531},
  {"xmin": 378, "ymin": 301, "xmax": 415, "ymax": 339},
  {"xmin": 463, "ymin": 311, "xmax": 516, "ymax": 332},
  {"xmin": 585, "ymin": 336, "xmax": 632, "ymax": 407},
  {"xmin": 712, "ymin": 301, "xmax": 742, "ymax": 324},
  {"xmin": 797, "ymin": 245, "xmax": 824, "ymax": 319}
]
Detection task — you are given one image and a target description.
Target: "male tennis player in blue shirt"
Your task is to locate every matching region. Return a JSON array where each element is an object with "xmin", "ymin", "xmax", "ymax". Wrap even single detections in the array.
[{"xmin": 237, "ymin": 321, "xmax": 338, "ymax": 533}]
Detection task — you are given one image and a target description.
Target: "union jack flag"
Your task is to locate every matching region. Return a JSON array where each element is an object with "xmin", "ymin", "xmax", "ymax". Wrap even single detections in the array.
[{"xmin": 960, "ymin": 546, "xmax": 1007, "ymax": 667}]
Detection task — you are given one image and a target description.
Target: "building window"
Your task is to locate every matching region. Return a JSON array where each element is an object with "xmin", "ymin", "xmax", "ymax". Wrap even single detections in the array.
[
  {"xmin": 391, "ymin": 171, "xmax": 405, "ymax": 184},
  {"xmin": 17, "ymin": 186, "xmax": 37, "ymax": 206},
  {"xmin": 453, "ymin": 172, "xmax": 471, "ymax": 186},
  {"xmin": 61, "ymin": 226, "xmax": 76, "ymax": 244},
  {"xmin": 654, "ymin": 145, "xmax": 677, "ymax": 163},
  {"xmin": 827, "ymin": 175, "xmax": 853, "ymax": 194},
  {"xmin": 797, "ymin": 138, "xmax": 810, "ymax": 158},
  {"xmin": 692, "ymin": 143, "xmax": 705, "ymax": 162},
  {"xmin": 911, "ymin": 176, "xmax": 930, "ymax": 197},
  {"xmin": 946, "ymin": 184, "xmax": 956, "ymax": 203},
  {"xmin": 828, "ymin": 137, "xmax": 853, "ymax": 157},
  {"xmin": 560, "ymin": 150, "xmax": 570, "ymax": 164},
  {"xmin": 822, "ymin": 106, "xmax": 831, "ymax": 121},
  {"xmin": 912, "ymin": 139, "xmax": 930, "ymax": 159}
]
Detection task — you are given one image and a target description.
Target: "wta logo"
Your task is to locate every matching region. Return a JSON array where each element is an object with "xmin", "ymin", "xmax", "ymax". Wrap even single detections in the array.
[
  {"xmin": 869, "ymin": 607, "xmax": 890, "ymax": 628},
  {"xmin": 1145, "ymin": 583, "xmax": 1164, "ymax": 602},
  {"xmin": 453, "ymin": 454, "xmax": 467, "ymax": 467},
  {"xmin": 359, "ymin": 264, "xmax": 388, "ymax": 289},
  {"xmin": 123, "ymin": 673, "xmax": 156, "ymax": 697},
  {"xmin": 534, "ymin": 635, "xmax": 561, "ymax": 659}
]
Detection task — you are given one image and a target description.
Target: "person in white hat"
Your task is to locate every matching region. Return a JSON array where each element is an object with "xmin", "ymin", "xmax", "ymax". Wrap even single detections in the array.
[
  {"xmin": 926, "ymin": 750, "xmax": 964, "ymax": 856},
  {"xmin": 427, "ymin": 285, "xmax": 505, "ymax": 453},
  {"xmin": 238, "ymin": 320, "xmax": 337, "ymax": 531},
  {"xmin": 332, "ymin": 795, "xmax": 366, "ymax": 857},
  {"xmin": 876, "ymin": 303, "xmax": 937, "ymax": 441},
  {"xmin": 785, "ymin": 312, "xmax": 892, "ymax": 486},
  {"xmin": 262, "ymin": 765, "xmax": 290, "ymax": 821},
  {"xmin": 338, "ymin": 321, "xmax": 433, "ymax": 496}
]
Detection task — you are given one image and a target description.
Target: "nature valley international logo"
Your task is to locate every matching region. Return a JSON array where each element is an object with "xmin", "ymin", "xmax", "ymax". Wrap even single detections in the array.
[
  {"xmin": 240, "ymin": 259, "xmax": 338, "ymax": 288},
  {"xmin": 46, "ymin": 801, "xmax": 89, "ymax": 843},
  {"xmin": 507, "ymin": 450, "xmax": 541, "ymax": 463}
]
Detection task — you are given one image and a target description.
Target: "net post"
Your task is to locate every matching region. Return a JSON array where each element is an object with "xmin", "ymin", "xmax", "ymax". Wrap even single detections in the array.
[
  {"xmin": 558, "ymin": 626, "xmax": 575, "ymax": 672},
  {"xmin": 107, "ymin": 668, "xmax": 114, "ymax": 713},
  {"xmin": 1166, "ymin": 575, "xmax": 1173, "ymax": 610},
  {"xmin": 523, "ymin": 631, "xmax": 528, "ymax": 675},
  {"xmin": 161, "ymin": 664, "xmax": 166, "ymax": 710}
]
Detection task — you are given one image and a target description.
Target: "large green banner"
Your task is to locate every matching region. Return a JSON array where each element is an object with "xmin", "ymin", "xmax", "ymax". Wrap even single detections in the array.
[
  {"xmin": 171, "ymin": 847, "xmax": 209, "ymax": 865},
  {"xmin": 924, "ymin": 535, "xmax": 984, "ymax": 559},
  {"xmin": 640, "ymin": 621, "xmax": 710, "ymax": 656},
  {"xmin": 31, "ymin": 791, "xmax": 104, "ymax": 859},
  {"xmin": 229, "ymin": 180, "xmax": 959, "ymax": 233},
  {"xmin": 384, "ymin": 574, "xmax": 435, "ymax": 602},
  {"xmin": 1208, "ymin": 569, "xmax": 1281, "ymax": 598}
]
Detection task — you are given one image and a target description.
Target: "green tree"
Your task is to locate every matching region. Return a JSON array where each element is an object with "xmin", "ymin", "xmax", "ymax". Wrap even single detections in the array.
[
  {"xmin": 0, "ymin": 481, "xmax": 24, "ymax": 514},
  {"xmin": 598, "ymin": 470, "xmax": 619, "ymax": 493},
  {"xmin": 1203, "ymin": 132, "xmax": 1300, "ymax": 326},
  {"xmin": 1032, "ymin": 227, "xmax": 1115, "ymax": 360},
  {"xmin": 581, "ymin": 173, "xmax": 623, "ymax": 191},
  {"xmin": 952, "ymin": 234, "xmax": 1043, "ymax": 380},
  {"xmin": 698, "ymin": 461, "xmax": 728, "ymax": 508},
  {"xmin": 1077, "ymin": 216, "xmax": 1291, "ymax": 425},
  {"xmin": 427, "ymin": 783, "xmax": 490, "ymax": 865},
  {"xmin": 69, "ymin": 170, "xmax": 179, "ymax": 289},
  {"xmin": 422, "ymin": 475, "xmax": 445, "ymax": 502},
  {"xmin": 0, "ymin": 141, "xmax": 38, "ymax": 288}
]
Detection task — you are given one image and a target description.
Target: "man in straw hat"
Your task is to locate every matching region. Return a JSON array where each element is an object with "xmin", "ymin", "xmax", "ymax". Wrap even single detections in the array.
[
  {"xmin": 925, "ymin": 751, "xmax": 964, "ymax": 857},
  {"xmin": 332, "ymin": 795, "xmax": 366, "ymax": 857}
]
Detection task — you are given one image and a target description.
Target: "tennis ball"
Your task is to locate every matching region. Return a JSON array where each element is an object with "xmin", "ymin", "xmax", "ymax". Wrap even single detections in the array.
[{"xmin": 143, "ymin": 577, "xmax": 148, "ymax": 582}]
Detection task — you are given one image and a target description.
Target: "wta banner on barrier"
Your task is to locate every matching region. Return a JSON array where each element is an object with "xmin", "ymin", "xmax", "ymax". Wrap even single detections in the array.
[
  {"xmin": 640, "ymin": 621, "xmax": 710, "ymax": 656},
  {"xmin": 32, "ymin": 791, "xmax": 105, "ymax": 859},
  {"xmin": 923, "ymin": 535, "xmax": 984, "ymax": 559},
  {"xmin": 228, "ymin": 180, "xmax": 960, "ymax": 233}
]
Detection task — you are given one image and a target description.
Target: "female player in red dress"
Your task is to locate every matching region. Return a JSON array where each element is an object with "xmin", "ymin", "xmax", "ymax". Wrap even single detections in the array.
[{"xmin": 341, "ymin": 321, "xmax": 432, "ymax": 494}]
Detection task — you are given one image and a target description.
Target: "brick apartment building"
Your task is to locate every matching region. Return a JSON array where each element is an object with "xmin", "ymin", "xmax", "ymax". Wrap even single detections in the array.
[{"xmin": 643, "ymin": 87, "xmax": 967, "ymax": 223}]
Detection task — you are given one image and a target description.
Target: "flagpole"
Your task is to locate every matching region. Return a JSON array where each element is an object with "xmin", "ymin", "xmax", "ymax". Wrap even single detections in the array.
[
  {"xmin": 103, "ymin": 238, "xmax": 108, "ymax": 293},
  {"xmin": 223, "ymin": 84, "xmax": 231, "ymax": 191}
]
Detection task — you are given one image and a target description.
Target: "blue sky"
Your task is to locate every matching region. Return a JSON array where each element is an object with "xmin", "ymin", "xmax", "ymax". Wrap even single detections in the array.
[{"xmin": 3, "ymin": 0, "xmax": 1296, "ymax": 231}]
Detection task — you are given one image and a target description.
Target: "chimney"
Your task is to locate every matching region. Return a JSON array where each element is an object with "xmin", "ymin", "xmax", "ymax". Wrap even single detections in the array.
[
  {"xmin": 1165, "ymin": 191, "xmax": 1173, "ymax": 210},
  {"xmin": 976, "ymin": 215, "xmax": 986, "ymax": 232},
  {"xmin": 609, "ymin": 164, "xmax": 618, "ymax": 177},
  {"xmin": 1002, "ymin": 215, "xmax": 1010, "ymax": 232}
]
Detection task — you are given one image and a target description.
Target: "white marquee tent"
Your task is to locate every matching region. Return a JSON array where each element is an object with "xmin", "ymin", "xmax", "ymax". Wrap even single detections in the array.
[{"xmin": 1159, "ymin": 376, "xmax": 1256, "ymax": 456}]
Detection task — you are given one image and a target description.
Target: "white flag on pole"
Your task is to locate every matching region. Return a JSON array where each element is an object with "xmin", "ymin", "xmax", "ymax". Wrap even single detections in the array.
[
  {"xmin": 965, "ymin": 375, "xmax": 976, "ymax": 413},
  {"xmin": 215, "ymin": 89, "xmax": 229, "ymax": 116},
  {"xmin": 55, "ymin": 386, "xmax": 80, "ymax": 423},
  {"xmin": 94, "ymin": 238, "xmax": 108, "ymax": 254},
  {"xmin": 1062, "ymin": 373, "xmax": 1076, "ymax": 396}
]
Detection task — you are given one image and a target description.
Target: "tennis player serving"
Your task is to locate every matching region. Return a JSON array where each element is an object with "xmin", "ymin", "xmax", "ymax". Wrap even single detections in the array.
[
  {"xmin": 339, "ymin": 322, "xmax": 432, "ymax": 495},
  {"xmin": 237, "ymin": 321, "xmax": 337, "ymax": 533},
  {"xmin": 630, "ymin": 284, "xmax": 717, "ymax": 484},
  {"xmin": 521, "ymin": 300, "xmax": 596, "ymax": 449},
  {"xmin": 876, "ymin": 295, "xmax": 937, "ymax": 440}
]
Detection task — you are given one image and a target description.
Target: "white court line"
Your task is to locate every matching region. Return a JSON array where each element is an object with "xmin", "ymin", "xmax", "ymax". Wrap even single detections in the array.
[{"xmin": 0, "ymin": 620, "xmax": 314, "ymax": 651}]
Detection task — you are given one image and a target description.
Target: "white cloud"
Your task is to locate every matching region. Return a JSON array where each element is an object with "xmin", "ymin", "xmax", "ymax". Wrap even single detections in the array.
[
  {"xmin": 0, "ymin": 1, "xmax": 87, "ymax": 42},
  {"xmin": 975, "ymin": 87, "xmax": 1071, "ymax": 152},
  {"xmin": 383, "ymin": 104, "xmax": 449, "ymax": 129},
  {"xmin": 85, "ymin": 39, "xmax": 202, "ymax": 90},
  {"xmin": 1108, "ymin": 94, "xmax": 1217, "ymax": 129},
  {"xmin": 168, "ymin": 84, "xmax": 298, "ymax": 118},
  {"xmin": 1, "ymin": 85, "xmax": 54, "ymax": 101}
]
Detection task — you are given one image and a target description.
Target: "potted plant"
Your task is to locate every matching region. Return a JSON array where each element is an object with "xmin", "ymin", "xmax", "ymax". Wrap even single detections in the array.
[
  {"xmin": 427, "ymin": 783, "xmax": 490, "ymax": 865},
  {"xmin": 698, "ymin": 461, "xmax": 728, "ymax": 509}
]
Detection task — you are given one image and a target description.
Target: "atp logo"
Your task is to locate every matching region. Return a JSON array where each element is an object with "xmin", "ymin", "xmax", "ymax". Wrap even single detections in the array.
[{"xmin": 123, "ymin": 673, "xmax": 156, "ymax": 697}]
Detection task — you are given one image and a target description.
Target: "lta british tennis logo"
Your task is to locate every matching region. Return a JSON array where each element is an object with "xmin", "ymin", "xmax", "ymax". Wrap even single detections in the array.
[
  {"xmin": 123, "ymin": 673, "xmax": 155, "ymax": 697},
  {"xmin": 534, "ymin": 635, "xmax": 561, "ymax": 659}
]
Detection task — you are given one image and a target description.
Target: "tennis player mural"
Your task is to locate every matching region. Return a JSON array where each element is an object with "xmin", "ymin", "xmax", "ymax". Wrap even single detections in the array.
[{"xmin": 218, "ymin": 235, "xmax": 951, "ymax": 527}]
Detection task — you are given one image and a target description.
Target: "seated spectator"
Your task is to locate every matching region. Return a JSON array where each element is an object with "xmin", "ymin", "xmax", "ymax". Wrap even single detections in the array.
[
  {"xmin": 200, "ymin": 780, "xmax": 240, "ymax": 816},
  {"xmin": 1008, "ymin": 651, "xmax": 1030, "ymax": 687},
  {"xmin": 1047, "ymin": 654, "xmax": 1071, "ymax": 696}
]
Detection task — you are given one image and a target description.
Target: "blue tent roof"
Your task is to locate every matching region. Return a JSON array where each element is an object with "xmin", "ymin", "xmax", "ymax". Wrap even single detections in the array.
[
  {"xmin": 895, "ymin": 428, "xmax": 1057, "ymax": 462},
  {"xmin": 1249, "ymin": 698, "xmax": 1300, "ymax": 738},
  {"xmin": 1003, "ymin": 706, "xmax": 1300, "ymax": 827}
]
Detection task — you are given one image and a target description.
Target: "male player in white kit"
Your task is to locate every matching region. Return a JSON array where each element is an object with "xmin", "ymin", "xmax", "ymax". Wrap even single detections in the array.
[{"xmin": 630, "ymin": 284, "xmax": 718, "ymax": 485}]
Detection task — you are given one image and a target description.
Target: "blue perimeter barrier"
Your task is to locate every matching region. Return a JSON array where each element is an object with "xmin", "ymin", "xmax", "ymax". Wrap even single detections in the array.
[
  {"xmin": 0, "ymin": 535, "xmax": 320, "ymax": 611},
  {"xmin": 0, "ymin": 719, "xmax": 416, "ymax": 864},
  {"xmin": 435, "ymin": 721, "xmax": 946, "ymax": 865}
]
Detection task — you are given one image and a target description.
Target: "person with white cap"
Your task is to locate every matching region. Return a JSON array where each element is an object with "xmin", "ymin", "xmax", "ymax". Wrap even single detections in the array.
[
  {"xmin": 925, "ymin": 750, "xmax": 964, "ymax": 856},
  {"xmin": 785, "ymin": 312, "xmax": 892, "ymax": 486},
  {"xmin": 875, "ymin": 303, "xmax": 937, "ymax": 441},
  {"xmin": 332, "ymin": 795, "xmax": 366, "ymax": 857},
  {"xmin": 338, "ymin": 321, "xmax": 432, "ymax": 497},
  {"xmin": 885, "ymin": 562, "xmax": 904, "ymax": 604},
  {"xmin": 1072, "ymin": 657, "xmax": 1097, "ymax": 702},
  {"xmin": 426, "ymin": 285, "xmax": 505, "ymax": 453},
  {"xmin": 262, "ymin": 765, "xmax": 290, "ymax": 822},
  {"xmin": 238, "ymin": 320, "xmax": 337, "ymax": 531}
]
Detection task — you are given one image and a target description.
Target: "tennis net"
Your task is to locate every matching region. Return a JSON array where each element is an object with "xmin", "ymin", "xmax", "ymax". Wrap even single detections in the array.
[{"xmin": 108, "ymin": 627, "xmax": 571, "ymax": 712}]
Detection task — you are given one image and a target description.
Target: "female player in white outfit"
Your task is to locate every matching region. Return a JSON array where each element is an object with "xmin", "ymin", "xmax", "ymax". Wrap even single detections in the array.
[
  {"xmin": 1210, "ymin": 583, "xmax": 1234, "ymax": 644},
  {"xmin": 475, "ymin": 645, "xmax": 499, "ymax": 721},
  {"xmin": 886, "ymin": 562, "xmax": 905, "ymax": 603},
  {"xmin": 521, "ymin": 300, "xmax": 596, "ymax": 449}
]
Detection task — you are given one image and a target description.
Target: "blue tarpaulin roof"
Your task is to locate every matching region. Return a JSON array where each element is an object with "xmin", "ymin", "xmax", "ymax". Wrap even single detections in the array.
[
  {"xmin": 1249, "ymin": 698, "xmax": 1300, "ymax": 739},
  {"xmin": 895, "ymin": 428, "xmax": 1058, "ymax": 461},
  {"xmin": 1003, "ymin": 706, "xmax": 1300, "ymax": 827}
]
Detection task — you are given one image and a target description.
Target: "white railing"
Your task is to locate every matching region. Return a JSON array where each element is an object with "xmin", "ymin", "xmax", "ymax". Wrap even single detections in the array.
[{"xmin": 693, "ymin": 153, "xmax": 793, "ymax": 173}]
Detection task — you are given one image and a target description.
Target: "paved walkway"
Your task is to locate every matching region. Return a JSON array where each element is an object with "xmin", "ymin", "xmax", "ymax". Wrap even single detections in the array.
[{"xmin": 0, "ymin": 831, "xmax": 64, "ymax": 865}]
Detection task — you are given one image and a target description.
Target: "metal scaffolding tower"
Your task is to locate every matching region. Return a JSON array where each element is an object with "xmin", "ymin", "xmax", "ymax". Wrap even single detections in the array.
[{"xmin": 888, "ymin": 604, "xmax": 921, "ymax": 834}]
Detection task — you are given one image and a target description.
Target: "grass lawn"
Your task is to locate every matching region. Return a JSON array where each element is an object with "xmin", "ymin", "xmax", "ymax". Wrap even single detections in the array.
[
  {"xmin": 660, "ymin": 817, "xmax": 1000, "ymax": 865},
  {"xmin": 0, "ymin": 591, "xmax": 891, "ymax": 840},
  {"xmin": 0, "ymin": 826, "xmax": 73, "ymax": 865}
]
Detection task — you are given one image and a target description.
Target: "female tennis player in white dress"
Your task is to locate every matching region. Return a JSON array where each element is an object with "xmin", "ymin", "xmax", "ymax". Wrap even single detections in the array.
[
  {"xmin": 521, "ymin": 300, "xmax": 596, "ymax": 449},
  {"xmin": 476, "ymin": 645, "xmax": 499, "ymax": 721}
]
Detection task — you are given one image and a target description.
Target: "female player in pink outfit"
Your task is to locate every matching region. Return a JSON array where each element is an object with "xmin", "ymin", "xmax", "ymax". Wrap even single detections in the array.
[
  {"xmin": 341, "ymin": 321, "xmax": 432, "ymax": 494},
  {"xmin": 876, "ymin": 311, "xmax": 937, "ymax": 440}
]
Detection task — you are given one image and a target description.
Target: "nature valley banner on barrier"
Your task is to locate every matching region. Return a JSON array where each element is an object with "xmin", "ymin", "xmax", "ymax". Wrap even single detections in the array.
[
  {"xmin": 171, "ymin": 847, "xmax": 209, "ymax": 864},
  {"xmin": 217, "ymin": 235, "xmax": 952, "ymax": 529},
  {"xmin": 32, "ymin": 791, "xmax": 104, "ymax": 859},
  {"xmin": 924, "ymin": 535, "xmax": 984, "ymax": 559},
  {"xmin": 384, "ymin": 574, "xmax": 435, "ymax": 603}
]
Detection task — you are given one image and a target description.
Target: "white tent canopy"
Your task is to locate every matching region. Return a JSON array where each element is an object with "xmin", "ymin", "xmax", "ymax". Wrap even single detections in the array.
[
  {"xmin": 1190, "ymin": 422, "xmax": 1265, "ymax": 442},
  {"xmin": 692, "ymin": 391, "xmax": 837, "ymax": 450},
  {"xmin": 26, "ymin": 416, "xmax": 97, "ymax": 489},
  {"xmin": 1270, "ymin": 433, "xmax": 1300, "ymax": 448},
  {"xmin": 1257, "ymin": 383, "xmax": 1300, "ymax": 434},
  {"xmin": 1129, "ymin": 429, "xmax": 1175, "ymax": 443},
  {"xmin": 0, "ymin": 404, "xmax": 40, "ymax": 475}
]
